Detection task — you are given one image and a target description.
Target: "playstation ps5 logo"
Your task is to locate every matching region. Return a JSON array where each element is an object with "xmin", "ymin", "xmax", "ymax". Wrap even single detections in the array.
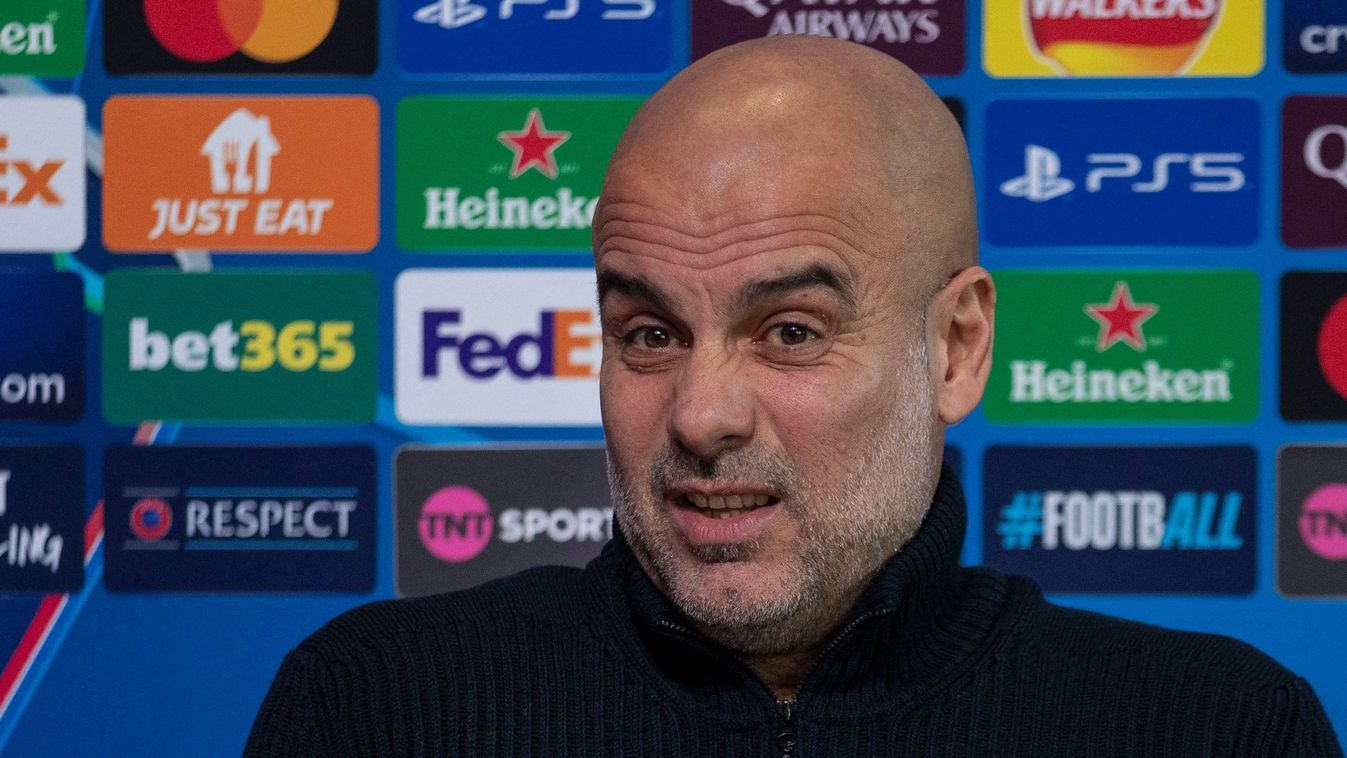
[
  {"xmin": 414, "ymin": 0, "xmax": 655, "ymax": 28},
  {"xmin": 1000, "ymin": 144, "xmax": 1246, "ymax": 202}
]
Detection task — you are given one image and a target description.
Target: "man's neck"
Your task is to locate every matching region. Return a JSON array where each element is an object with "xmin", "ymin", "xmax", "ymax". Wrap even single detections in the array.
[{"xmin": 745, "ymin": 648, "xmax": 821, "ymax": 700}]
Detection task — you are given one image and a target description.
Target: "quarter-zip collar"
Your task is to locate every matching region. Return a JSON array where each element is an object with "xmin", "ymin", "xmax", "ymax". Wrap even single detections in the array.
[{"xmin": 586, "ymin": 463, "xmax": 1015, "ymax": 721}]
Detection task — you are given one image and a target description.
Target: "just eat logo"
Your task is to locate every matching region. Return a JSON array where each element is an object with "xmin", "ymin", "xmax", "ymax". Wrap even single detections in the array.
[{"xmin": 0, "ymin": 96, "xmax": 85, "ymax": 253}]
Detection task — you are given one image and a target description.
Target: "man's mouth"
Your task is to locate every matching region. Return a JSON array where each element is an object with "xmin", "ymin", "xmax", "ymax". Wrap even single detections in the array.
[{"xmin": 678, "ymin": 492, "xmax": 777, "ymax": 519}]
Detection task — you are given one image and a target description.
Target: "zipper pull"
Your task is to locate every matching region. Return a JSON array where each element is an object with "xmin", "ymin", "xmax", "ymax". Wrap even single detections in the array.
[{"xmin": 775, "ymin": 698, "xmax": 797, "ymax": 757}]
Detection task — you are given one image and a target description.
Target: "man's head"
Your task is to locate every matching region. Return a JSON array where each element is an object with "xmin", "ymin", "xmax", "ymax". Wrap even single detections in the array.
[{"xmin": 594, "ymin": 37, "xmax": 995, "ymax": 657}]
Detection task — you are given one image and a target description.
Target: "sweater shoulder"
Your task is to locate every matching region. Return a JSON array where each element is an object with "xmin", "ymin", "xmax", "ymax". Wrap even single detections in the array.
[{"xmin": 293, "ymin": 565, "xmax": 590, "ymax": 664}]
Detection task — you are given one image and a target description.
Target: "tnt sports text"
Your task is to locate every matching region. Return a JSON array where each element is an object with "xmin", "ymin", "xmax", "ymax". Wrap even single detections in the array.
[{"xmin": 129, "ymin": 318, "xmax": 356, "ymax": 373}]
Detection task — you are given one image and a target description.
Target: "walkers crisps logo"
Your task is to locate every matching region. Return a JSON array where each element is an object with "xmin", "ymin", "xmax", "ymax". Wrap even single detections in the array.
[
  {"xmin": 0, "ymin": 0, "xmax": 82, "ymax": 76},
  {"xmin": 397, "ymin": 97, "xmax": 640, "ymax": 251},
  {"xmin": 102, "ymin": 270, "xmax": 377, "ymax": 423},
  {"xmin": 984, "ymin": 0, "xmax": 1262, "ymax": 77},
  {"xmin": 103, "ymin": 97, "xmax": 379, "ymax": 253},
  {"xmin": 985, "ymin": 271, "xmax": 1257, "ymax": 423}
]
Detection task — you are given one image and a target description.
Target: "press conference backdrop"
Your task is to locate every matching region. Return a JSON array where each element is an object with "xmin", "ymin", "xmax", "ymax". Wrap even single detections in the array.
[{"xmin": 0, "ymin": 0, "xmax": 1345, "ymax": 754}]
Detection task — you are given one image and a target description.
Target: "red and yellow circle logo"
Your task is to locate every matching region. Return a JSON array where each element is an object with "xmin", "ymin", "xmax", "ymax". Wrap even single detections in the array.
[{"xmin": 143, "ymin": 0, "xmax": 340, "ymax": 64}]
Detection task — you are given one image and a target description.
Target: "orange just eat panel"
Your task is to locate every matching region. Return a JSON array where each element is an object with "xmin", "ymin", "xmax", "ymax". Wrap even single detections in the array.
[{"xmin": 102, "ymin": 96, "xmax": 379, "ymax": 253}]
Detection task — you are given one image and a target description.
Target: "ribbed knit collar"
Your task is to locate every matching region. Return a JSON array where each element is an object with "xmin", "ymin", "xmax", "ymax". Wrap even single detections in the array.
[{"xmin": 588, "ymin": 463, "xmax": 1013, "ymax": 720}]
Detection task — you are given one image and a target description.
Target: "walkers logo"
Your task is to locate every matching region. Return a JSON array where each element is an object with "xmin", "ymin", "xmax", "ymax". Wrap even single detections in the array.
[
  {"xmin": 102, "ymin": 270, "xmax": 377, "ymax": 423},
  {"xmin": 102, "ymin": 97, "xmax": 378, "ymax": 253},
  {"xmin": 984, "ymin": 0, "xmax": 1262, "ymax": 77},
  {"xmin": 985, "ymin": 445, "xmax": 1255, "ymax": 593},
  {"xmin": 0, "ymin": 96, "xmax": 85, "ymax": 253},
  {"xmin": 985, "ymin": 99, "xmax": 1258, "ymax": 246},
  {"xmin": 0, "ymin": 273, "xmax": 83, "ymax": 421},
  {"xmin": 104, "ymin": 445, "xmax": 374, "ymax": 592},
  {"xmin": 105, "ymin": 0, "xmax": 376, "ymax": 74},
  {"xmin": 1284, "ymin": 0, "xmax": 1347, "ymax": 73},
  {"xmin": 1278, "ymin": 446, "xmax": 1347, "ymax": 597},
  {"xmin": 1282, "ymin": 96, "xmax": 1347, "ymax": 248},
  {"xmin": 1281, "ymin": 272, "xmax": 1347, "ymax": 421},
  {"xmin": 692, "ymin": 0, "xmax": 964, "ymax": 75},
  {"xmin": 398, "ymin": 98, "xmax": 637, "ymax": 251},
  {"xmin": 0, "ymin": 446, "xmax": 83, "ymax": 592},
  {"xmin": 396, "ymin": 446, "xmax": 611, "ymax": 596},
  {"xmin": 396, "ymin": 269, "xmax": 599, "ymax": 425},
  {"xmin": 985, "ymin": 271, "xmax": 1257, "ymax": 423},
  {"xmin": 0, "ymin": 0, "xmax": 83, "ymax": 76},
  {"xmin": 398, "ymin": 0, "xmax": 671, "ymax": 74}
]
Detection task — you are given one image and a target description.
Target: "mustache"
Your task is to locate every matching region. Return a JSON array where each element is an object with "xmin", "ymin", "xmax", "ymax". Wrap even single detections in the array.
[{"xmin": 647, "ymin": 443, "xmax": 799, "ymax": 500}]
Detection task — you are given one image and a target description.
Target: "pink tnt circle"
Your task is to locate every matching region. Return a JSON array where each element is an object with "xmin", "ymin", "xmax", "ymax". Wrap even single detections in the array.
[
  {"xmin": 418, "ymin": 486, "xmax": 493, "ymax": 563},
  {"xmin": 1299, "ymin": 483, "xmax": 1347, "ymax": 561}
]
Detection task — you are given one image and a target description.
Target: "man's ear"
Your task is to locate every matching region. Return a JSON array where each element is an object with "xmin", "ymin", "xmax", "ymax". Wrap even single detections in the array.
[{"xmin": 927, "ymin": 266, "xmax": 995, "ymax": 425}]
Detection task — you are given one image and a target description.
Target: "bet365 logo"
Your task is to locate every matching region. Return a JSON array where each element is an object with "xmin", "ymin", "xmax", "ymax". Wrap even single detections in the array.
[{"xmin": 104, "ymin": 271, "xmax": 377, "ymax": 423}]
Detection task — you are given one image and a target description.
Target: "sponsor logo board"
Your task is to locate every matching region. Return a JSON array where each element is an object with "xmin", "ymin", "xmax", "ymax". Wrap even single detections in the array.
[
  {"xmin": 0, "ymin": 0, "xmax": 83, "ymax": 76},
  {"xmin": 396, "ymin": 446, "xmax": 611, "ymax": 596},
  {"xmin": 103, "ymin": 96, "xmax": 378, "ymax": 252},
  {"xmin": 691, "ymin": 0, "xmax": 965, "ymax": 75},
  {"xmin": 102, "ymin": 270, "xmax": 377, "ymax": 423},
  {"xmin": 1278, "ymin": 445, "xmax": 1347, "ymax": 597},
  {"xmin": 396, "ymin": 269, "xmax": 599, "ymax": 425},
  {"xmin": 984, "ymin": 0, "xmax": 1262, "ymax": 77},
  {"xmin": 1282, "ymin": 96, "xmax": 1347, "ymax": 248},
  {"xmin": 104, "ymin": 0, "xmax": 377, "ymax": 74},
  {"xmin": 985, "ymin": 445, "xmax": 1255, "ymax": 593},
  {"xmin": 397, "ymin": 0, "xmax": 671, "ymax": 74},
  {"xmin": 0, "ymin": 446, "xmax": 83, "ymax": 592},
  {"xmin": 398, "ymin": 97, "xmax": 637, "ymax": 251},
  {"xmin": 1285, "ymin": 0, "xmax": 1347, "ymax": 73},
  {"xmin": 0, "ymin": 96, "xmax": 85, "ymax": 253},
  {"xmin": 0, "ymin": 272, "xmax": 83, "ymax": 421},
  {"xmin": 985, "ymin": 270, "xmax": 1257, "ymax": 423},
  {"xmin": 104, "ymin": 445, "xmax": 375, "ymax": 592},
  {"xmin": 985, "ymin": 99, "xmax": 1258, "ymax": 246},
  {"xmin": 1281, "ymin": 271, "xmax": 1347, "ymax": 421}
]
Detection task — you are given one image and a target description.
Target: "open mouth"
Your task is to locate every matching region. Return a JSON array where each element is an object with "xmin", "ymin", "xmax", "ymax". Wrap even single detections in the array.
[{"xmin": 675, "ymin": 492, "xmax": 780, "ymax": 520}]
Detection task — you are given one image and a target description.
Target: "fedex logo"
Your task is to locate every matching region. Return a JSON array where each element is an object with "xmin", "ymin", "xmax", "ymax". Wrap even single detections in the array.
[
  {"xmin": 397, "ymin": 270, "xmax": 602, "ymax": 426},
  {"xmin": 0, "ymin": 96, "xmax": 84, "ymax": 252},
  {"xmin": 421, "ymin": 309, "xmax": 597, "ymax": 380}
]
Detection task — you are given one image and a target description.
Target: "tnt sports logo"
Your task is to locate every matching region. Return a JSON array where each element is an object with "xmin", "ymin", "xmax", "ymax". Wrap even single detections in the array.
[
  {"xmin": 103, "ymin": 97, "xmax": 378, "ymax": 253},
  {"xmin": 397, "ymin": 269, "xmax": 600, "ymax": 425},
  {"xmin": 0, "ymin": 96, "xmax": 85, "ymax": 253},
  {"xmin": 1280, "ymin": 272, "xmax": 1347, "ymax": 421},
  {"xmin": 104, "ymin": 0, "xmax": 375, "ymax": 74},
  {"xmin": 1282, "ymin": 97, "xmax": 1347, "ymax": 249},
  {"xmin": 1300, "ymin": 484, "xmax": 1347, "ymax": 561},
  {"xmin": 398, "ymin": 0, "xmax": 670, "ymax": 74},
  {"xmin": 984, "ymin": 0, "xmax": 1262, "ymax": 77},
  {"xmin": 1278, "ymin": 446, "xmax": 1347, "ymax": 597},
  {"xmin": 1284, "ymin": 0, "xmax": 1347, "ymax": 73},
  {"xmin": 984, "ymin": 446, "xmax": 1256, "ymax": 593},
  {"xmin": 690, "ymin": 0, "xmax": 965, "ymax": 75},
  {"xmin": 129, "ymin": 498, "xmax": 172, "ymax": 542},
  {"xmin": 417, "ymin": 485, "xmax": 610, "ymax": 564},
  {"xmin": 985, "ymin": 99, "xmax": 1258, "ymax": 246}
]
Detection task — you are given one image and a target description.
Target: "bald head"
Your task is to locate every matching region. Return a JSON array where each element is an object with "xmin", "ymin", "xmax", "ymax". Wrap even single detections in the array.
[{"xmin": 595, "ymin": 36, "xmax": 977, "ymax": 298}]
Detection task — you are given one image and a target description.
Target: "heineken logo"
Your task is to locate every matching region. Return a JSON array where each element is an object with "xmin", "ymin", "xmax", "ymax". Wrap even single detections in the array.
[
  {"xmin": 986, "ymin": 271, "xmax": 1257, "ymax": 423},
  {"xmin": 398, "ymin": 97, "xmax": 641, "ymax": 251}
]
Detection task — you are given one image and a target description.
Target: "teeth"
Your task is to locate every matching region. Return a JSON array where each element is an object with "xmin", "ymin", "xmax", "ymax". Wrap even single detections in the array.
[
  {"xmin": 724, "ymin": 495, "xmax": 742, "ymax": 509},
  {"xmin": 708, "ymin": 495, "xmax": 725, "ymax": 510},
  {"xmin": 690, "ymin": 493, "xmax": 709, "ymax": 509},
  {"xmin": 685, "ymin": 493, "xmax": 774, "ymax": 511}
]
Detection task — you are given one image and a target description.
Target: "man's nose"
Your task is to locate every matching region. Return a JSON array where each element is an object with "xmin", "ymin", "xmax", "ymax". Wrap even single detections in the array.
[{"xmin": 668, "ymin": 347, "xmax": 756, "ymax": 458}]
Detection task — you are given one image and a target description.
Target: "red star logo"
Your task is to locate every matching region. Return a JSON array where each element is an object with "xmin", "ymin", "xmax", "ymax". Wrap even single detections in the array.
[
  {"xmin": 497, "ymin": 108, "xmax": 570, "ymax": 179},
  {"xmin": 1085, "ymin": 282, "xmax": 1158, "ymax": 352}
]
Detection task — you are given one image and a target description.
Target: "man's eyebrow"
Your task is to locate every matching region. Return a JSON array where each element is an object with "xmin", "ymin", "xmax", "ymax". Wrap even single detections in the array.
[
  {"xmin": 735, "ymin": 264, "xmax": 857, "ymax": 311},
  {"xmin": 596, "ymin": 270, "xmax": 675, "ymax": 313}
]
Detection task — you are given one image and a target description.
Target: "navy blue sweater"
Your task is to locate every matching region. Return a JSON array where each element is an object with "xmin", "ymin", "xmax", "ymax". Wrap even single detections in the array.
[{"xmin": 246, "ymin": 468, "xmax": 1342, "ymax": 756}]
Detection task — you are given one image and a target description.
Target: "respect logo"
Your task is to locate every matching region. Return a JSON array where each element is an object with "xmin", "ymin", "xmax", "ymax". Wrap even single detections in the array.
[
  {"xmin": 397, "ymin": 97, "xmax": 638, "ymax": 251},
  {"xmin": 1278, "ymin": 446, "xmax": 1347, "ymax": 597},
  {"xmin": 985, "ymin": 445, "xmax": 1256, "ymax": 593},
  {"xmin": 0, "ymin": 96, "xmax": 85, "ymax": 253},
  {"xmin": 103, "ymin": 270, "xmax": 377, "ymax": 423},
  {"xmin": 103, "ymin": 97, "xmax": 378, "ymax": 253},
  {"xmin": 984, "ymin": 0, "xmax": 1262, "ymax": 77},
  {"xmin": 0, "ymin": 0, "xmax": 83, "ymax": 76},
  {"xmin": 396, "ymin": 269, "xmax": 600, "ymax": 425},
  {"xmin": 985, "ymin": 270, "xmax": 1257, "ymax": 423},
  {"xmin": 104, "ymin": 0, "xmax": 376, "ymax": 74},
  {"xmin": 396, "ymin": 447, "xmax": 612, "ymax": 597}
]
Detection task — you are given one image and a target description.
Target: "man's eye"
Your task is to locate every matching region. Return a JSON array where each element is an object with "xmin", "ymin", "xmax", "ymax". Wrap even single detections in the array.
[
  {"xmin": 624, "ymin": 325, "xmax": 674, "ymax": 350},
  {"xmin": 767, "ymin": 322, "xmax": 818, "ymax": 347}
]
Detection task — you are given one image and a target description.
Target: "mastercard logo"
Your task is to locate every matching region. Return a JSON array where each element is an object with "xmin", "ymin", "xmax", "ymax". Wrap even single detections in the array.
[{"xmin": 143, "ymin": 0, "xmax": 340, "ymax": 64}]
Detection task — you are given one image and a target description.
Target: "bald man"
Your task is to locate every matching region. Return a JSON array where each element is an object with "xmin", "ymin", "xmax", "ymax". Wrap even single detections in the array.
[{"xmin": 247, "ymin": 38, "xmax": 1341, "ymax": 757}]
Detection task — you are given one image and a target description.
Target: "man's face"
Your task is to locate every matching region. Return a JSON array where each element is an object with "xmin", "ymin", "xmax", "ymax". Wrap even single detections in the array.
[{"xmin": 596, "ymin": 166, "xmax": 943, "ymax": 654}]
